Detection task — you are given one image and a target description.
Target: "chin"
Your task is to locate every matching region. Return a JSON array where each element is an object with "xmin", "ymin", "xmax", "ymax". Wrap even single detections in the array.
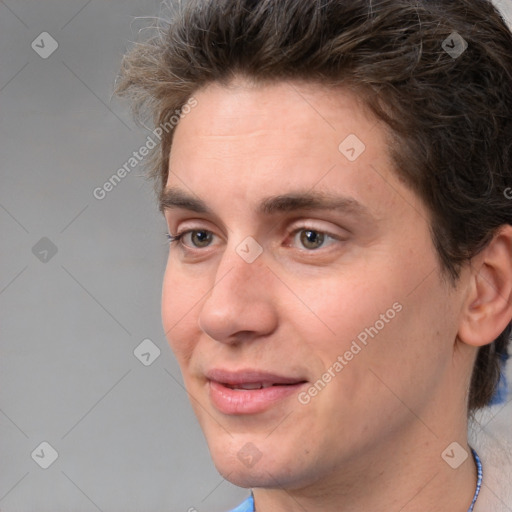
[
  {"xmin": 216, "ymin": 463, "xmax": 273, "ymax": 488},
  {"xmin": 215, "ymin": 459, "xmax": 299, "ymax": 490},
  {"xmin": 206, "ymin": 434, "xmax": 311, "ymax": 490}
]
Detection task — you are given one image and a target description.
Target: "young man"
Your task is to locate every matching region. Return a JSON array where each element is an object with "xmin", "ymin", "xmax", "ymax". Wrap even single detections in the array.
[{"xmin": 115, "ymin": 0, "xmax": 512, "ymax": 510}]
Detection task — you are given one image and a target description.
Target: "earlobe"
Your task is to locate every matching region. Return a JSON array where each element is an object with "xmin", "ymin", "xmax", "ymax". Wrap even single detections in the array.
[{"xmin": 458, "ymin": 225, "xmax": 512, "ymax": 348}]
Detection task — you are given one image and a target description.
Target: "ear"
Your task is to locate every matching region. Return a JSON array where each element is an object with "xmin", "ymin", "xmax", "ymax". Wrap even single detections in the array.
[{"xmin": 458, "ymin": 225, "xmax": 512, "ymax": 347}]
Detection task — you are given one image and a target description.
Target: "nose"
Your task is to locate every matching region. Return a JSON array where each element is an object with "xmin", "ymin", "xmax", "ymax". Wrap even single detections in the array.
[{"xmin": 198, "ymin": 242, "xmax": 278, "ymax": 344}]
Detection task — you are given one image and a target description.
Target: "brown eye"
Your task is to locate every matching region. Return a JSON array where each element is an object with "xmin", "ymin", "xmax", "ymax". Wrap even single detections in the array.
[
  {"xmin": 298, "ymin": 230, "xmax": 326, "ymax": 250},
  {"xmin": 189, "ymin": 230, "xmax": 213, "ymax": 248}
]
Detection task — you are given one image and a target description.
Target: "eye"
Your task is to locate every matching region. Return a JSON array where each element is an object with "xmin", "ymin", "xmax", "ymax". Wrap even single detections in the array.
[
  {"xmin": 167, "ymin": 229, "xmax": 215, "ymax": 249},
  {"xmin": 290, "ymin": 228, "xmax": 337, "ymax": 250}
]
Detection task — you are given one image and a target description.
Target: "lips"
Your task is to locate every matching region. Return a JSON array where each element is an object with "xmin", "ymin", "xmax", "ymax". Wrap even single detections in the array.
[{"xmin": 206, "ymin": 369, "xmax": 308, "ymax": 414}]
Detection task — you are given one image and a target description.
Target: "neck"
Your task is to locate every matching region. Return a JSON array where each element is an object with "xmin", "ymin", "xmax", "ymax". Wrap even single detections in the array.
[{"xmin": 252, "ymin": 419, "xmax": 478, "ymax": 512}]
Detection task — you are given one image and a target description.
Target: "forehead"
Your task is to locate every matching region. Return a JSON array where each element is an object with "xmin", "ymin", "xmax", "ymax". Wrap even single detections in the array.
[
  {"xmin": 172, "ymin": 78, "xmax": 376, "ymax": 142},
  {"xmin": 165, "ymin": 78, "xmax": 426, "ymax": 226}
]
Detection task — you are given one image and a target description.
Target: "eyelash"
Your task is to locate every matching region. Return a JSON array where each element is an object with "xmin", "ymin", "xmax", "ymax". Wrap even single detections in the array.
[{"xmin": 165, "ymin": 227, "xmax": 341, "ymax": 251}]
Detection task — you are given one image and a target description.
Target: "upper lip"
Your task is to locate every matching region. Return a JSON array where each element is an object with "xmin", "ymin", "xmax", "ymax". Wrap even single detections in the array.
[{"xmin": 206, "ymin": 368, "xmax": 308, "ymax": 386}]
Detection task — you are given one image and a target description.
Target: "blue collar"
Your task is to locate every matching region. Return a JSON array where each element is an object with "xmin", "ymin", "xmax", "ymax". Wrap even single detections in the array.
[{"xmin": 228, "ymin": 493, "xmax": 254, "ymax": 512}]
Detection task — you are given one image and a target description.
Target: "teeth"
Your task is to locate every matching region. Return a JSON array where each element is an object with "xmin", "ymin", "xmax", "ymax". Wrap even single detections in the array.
[
  {"xmin": 240, "ymin": 383, "xmax": 263, "ymax": 390},
  {"xmin": 227, "ymin": 382, "xmax": 274, "ymax": 390}
]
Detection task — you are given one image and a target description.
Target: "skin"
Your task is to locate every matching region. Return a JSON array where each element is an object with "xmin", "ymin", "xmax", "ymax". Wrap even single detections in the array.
[{"xmin": 160, "ymin": 78, "xmax": 512, "ymax": 511}]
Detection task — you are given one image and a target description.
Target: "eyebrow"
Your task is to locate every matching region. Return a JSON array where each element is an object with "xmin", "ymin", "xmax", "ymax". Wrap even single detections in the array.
[{"xmin": 159, "ymin": 186, "xmax": 372, "ymax": 219}]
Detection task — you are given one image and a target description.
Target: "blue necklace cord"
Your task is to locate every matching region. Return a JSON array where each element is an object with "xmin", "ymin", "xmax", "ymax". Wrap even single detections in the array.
[
  {"xmin": 241, "ymin": 448, "xmax": 482, "ymax": 512},
  {"xmin": 468, "ymin": 447, "xmax": 483, "ymax": 512}
]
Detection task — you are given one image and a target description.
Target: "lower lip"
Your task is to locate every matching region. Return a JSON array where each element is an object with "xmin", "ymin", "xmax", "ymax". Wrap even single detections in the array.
[{"xmin": 208, "ymin": 380, "xmax": 307, "ymax": 415}]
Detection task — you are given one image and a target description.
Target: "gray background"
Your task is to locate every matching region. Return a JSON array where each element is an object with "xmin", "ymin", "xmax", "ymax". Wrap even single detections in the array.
[{"xmin": 1, "ymin": 1, "xmax": 511, "ymax": 511}]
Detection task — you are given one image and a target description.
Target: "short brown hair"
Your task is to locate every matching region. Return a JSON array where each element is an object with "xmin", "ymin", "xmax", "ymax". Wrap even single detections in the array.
[{"xmin": 115, "ymin": 0, "xmax": 512, "ymax": 411}]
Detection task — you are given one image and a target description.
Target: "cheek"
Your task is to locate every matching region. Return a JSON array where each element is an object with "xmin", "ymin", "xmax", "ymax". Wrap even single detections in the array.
[
  {"xmin": 161, "ymin": 262, "xmax": 202, "ymax": 363},
  {"xmin": 290, "ymin": 251, "xmax": 450, "ymax": 393},
  {"xmin": 287, "ymin": 268, "xmax": 397, "ymax": 355}
]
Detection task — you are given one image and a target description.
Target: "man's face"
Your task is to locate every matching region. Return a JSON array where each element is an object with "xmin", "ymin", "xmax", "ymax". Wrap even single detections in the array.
[{"xmin": 161, "ymin": 79, "xmax": 465, "ymax": 489}]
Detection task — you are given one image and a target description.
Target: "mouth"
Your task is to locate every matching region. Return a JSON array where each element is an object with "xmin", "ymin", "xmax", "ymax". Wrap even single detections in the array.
[
  {"xmin": 205, "ymin": 369, "xmax": 308, "ymax": 414},
  {"xmin": 223, "ymin": 382, "xmax": 301, "ymax": 390}
]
